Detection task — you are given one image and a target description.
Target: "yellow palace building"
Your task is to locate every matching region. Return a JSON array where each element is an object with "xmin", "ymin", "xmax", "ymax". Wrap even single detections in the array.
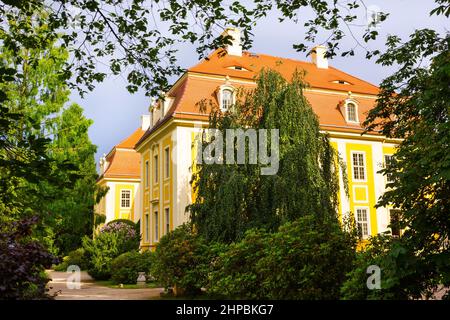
[
  {"xmin": 104, "ymin": 28, "xmax": 401, "ymax": 249},
  {"xmin": 95, "ymin": 116, "xmax": 150, "ymax": 224}
]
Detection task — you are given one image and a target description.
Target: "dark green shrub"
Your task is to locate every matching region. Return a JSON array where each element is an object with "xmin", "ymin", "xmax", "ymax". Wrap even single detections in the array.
[
  {"xmin": 111, "ymin": 251, "xmax": 153, "ymax": 284},
  {"xmin": 209, "ymin": 215, "xmax": 356, "ymax": 299},
  {"xmin": 0, "ymin": 216, "xmax": 56, "ymax": 300},
  {"xmin": 54, "ymin": 247, "xmax": 88, "ymax": 271},
  {"xmin": 207, "ymin": 229, "xmax": 268, "ymax": 299},
  {"xmin": 151, "ymin": 223, "xmax": 215, "ymax": 295},
  {"xmin": 340, "ymin": 234, "xmax": 424, "ymax": 300},
  {"xmin": 83, "ymin": 220, "xmax": 140, "ymax": 280}
]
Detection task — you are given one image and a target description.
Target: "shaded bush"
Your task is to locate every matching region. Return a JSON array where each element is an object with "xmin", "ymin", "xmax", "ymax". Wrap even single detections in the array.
[
  {"xmin": 83, "ymin": 220, "xmax": 140, "ymax": 280},
  {"xmin": 0, "ymin": 216, "xmax": 56, "ymax": 300},
  {"xmin": 54, "ymin": 248, "xmax": 88, "ymax": 271},
  {"xmin": 340, "ymin": 234, "xmax": 427, "ymax": 300},
  {"xmin": 111, "ymin": 250, "xmax": 153, "ymax": 284},
  {"xmin": 209, "ymin": 215, "xmax": 356, "ymax": 299},
  {"xmin": 151, "ymin": 223, "xmax": 218, "ymax": 295}
]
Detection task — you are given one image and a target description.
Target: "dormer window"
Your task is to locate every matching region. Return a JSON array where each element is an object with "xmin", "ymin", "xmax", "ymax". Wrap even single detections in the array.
[
  {"xmin": 222, "ymin": 89, "xmax": 233, "ymax": 110},
  {"xmin": 345, "ymin": 101, "xmax": 359, "ymax": 123},
  {"xmin": 332, "ymin": 80, "xmax": 351, "ymax": 85},
  {"xmin": 226, "ymin": 65, "xmax": 249, "ymax": 71},
  {"xmin": 218, "ymin": 85, "xmax": 235, "ymax": 112}
]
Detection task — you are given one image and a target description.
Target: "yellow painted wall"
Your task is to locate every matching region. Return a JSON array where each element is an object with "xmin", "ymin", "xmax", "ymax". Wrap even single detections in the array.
[
  {"xmin": 114, "ymin": 184, "xmax": 136, "ymax": 220},
  {"xmin": 142, "ymin": 151, "xmax": 150, "ymax": 246},
  {"xmin": 162, "ymin": 135, "xmax": 173, "ymax": 236},
  {"xmin": 139, "ymin": 123, "xmax": 176, "ymax": 250},
  {"xmin": 346, "ymin": 143, "xmax": 378, "ymax": 236}
]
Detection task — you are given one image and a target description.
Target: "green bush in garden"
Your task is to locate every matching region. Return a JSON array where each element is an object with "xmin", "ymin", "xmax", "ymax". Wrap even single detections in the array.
[
  {"xmin": 207, "ymin": 228, "xmax": 268, "ymax": 299},
  {"xmin": 82, "ymin": 220, "xmax": 140, "ymax": 280},
  {"xmin": 151, "ymin": 223, "xmax": 219, "ymax": 295},
  {"xmin": 100, "ymin": 220, "xmax": 141, "ymax": 253},
  {"xmin": 54, "ymin": 248, "xmax": 88, "ymax": 271},
  {"xmin": 209, "ymin": 215, "xmax": 357, "ymax": 299},
  {"xmin": 341, "ymin": 234, "xmax": 420, "ymax": 300},
  {"xmin": 110, "ymin": 251, "xmax": 153, "ymax": 284}
]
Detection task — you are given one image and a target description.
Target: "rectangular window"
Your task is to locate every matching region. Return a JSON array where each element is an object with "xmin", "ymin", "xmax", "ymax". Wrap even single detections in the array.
[
  {"xmin": 145, "ymin": 160, "xmax": 149, "ymax": 187},
  {"xmin": 384, "ymin": 155, "xmax": 394, "ymax": 183},
  {"xmin": 164, "ymin": 147, "xmax": 170, "ymax": 178},
  {"xmin": 165, "ymin": 207, "xmax": 170, "ymax": 234},
  {"xmin": 154, "ymin": 211, "xmax": 159, "ymax": 241},
  {"xmin": 389, "ymin": 209, "xmax": 401, "ymax": 237},
  {"xmin": 120, "ymin": 190, "xmax": 131, "ymax": 208},
  {"xmin": 352, "ymin": 152, "xmax": 366, "ymax": 181},
  {"xmin": 347, "ymin": 103, "xmax": 357, "ymax": 122},
  {"xmin": 154, "ymin": 154, "xmax": 159, "ymax": 183},
  {"xmin": 356, "ymin": 208, "xmax": 369, "ymax": 238},
  {"xmin": 144, "ymin": 214, "xmax": 149, "ymax": 242}
]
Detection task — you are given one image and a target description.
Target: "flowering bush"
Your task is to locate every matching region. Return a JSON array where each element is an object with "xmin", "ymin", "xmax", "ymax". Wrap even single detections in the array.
[
  {"xmin": 99, "ymin": 220, "xmax": 140, "ymax": 253},
  {"xmin": 83, "ymin": 220, "xmax": 140, "ymax": 280},
  {"xmin": 100, "ymin": 220, "xmax": 137, "ymax": 236}
]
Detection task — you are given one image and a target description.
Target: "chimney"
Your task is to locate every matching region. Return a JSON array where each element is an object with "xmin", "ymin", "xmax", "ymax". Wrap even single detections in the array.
[
  {"xmin": 311, "ymin": 45, "xmax": 328, "ymax": 69},
  {"xmin": 221, "ymin": 27, "xmax": 242, "ymax": 56},
  {"xmin": 141, "ymin": 114, "xmax": 151, "ymax": 130}
]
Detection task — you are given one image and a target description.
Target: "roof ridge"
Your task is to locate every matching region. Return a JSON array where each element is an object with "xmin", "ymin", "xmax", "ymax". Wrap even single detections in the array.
[
  {"xmin": 116, "ymin": 127, "xmax": 145, "ymax": 149},
  {"xmin": 327, "ymin": 65, "xmax": 380, "ymax": 90},
  {"xmin": 243, "ymin": 51, "xmax": 313, "ymax": 66},
  {"xmin": 244, "ymin": 51, "xmax": 379, "ymax": 90}
]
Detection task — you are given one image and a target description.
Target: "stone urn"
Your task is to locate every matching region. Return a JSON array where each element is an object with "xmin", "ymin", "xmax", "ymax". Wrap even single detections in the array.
[{"xmin": 136, "ymin": 272, "xmax": 146, "ymax": 287}]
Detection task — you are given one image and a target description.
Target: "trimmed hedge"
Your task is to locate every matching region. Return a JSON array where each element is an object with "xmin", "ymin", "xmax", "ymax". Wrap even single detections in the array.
[{"xmin": 111, "ymin": 251, "xmax": 153, "ymax": 284}]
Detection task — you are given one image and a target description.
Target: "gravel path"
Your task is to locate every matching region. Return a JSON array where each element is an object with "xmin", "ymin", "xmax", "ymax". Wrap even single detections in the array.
[{"xmin": 47, "ymin": 270, "xmax": 163, "ymax": 300}]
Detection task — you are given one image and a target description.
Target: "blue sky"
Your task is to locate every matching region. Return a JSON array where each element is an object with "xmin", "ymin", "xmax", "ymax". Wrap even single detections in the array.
[{"xmin": 69, "ymin": 0, "xmax": 448, "ymax": 171}]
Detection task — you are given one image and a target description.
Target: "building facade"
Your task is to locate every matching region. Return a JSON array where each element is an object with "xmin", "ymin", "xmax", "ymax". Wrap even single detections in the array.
[
  {"xmin": 134, "ymin": 28, "xmax": 400, "ymax": 250},
  {"xmin": 95, "ymin": 116, "xmax": 150, "ymax": 224}
]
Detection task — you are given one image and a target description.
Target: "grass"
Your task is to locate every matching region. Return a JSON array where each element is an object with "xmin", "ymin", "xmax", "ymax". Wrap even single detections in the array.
[{"xmin": 95, "ymin": 280, "xmax": 161, "ymax": 289}]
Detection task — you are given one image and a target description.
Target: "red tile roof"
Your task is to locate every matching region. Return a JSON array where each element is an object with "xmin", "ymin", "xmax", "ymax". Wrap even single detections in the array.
[
  {"xmin": 100, "ymin": 128, "xmax": 145, "ymax": 180},
  {"xmin": 136, "ymin": 49, "xmax": 381, "ymax": 147},
  {"xmin": 189, "ymin": 49, "xmax": 380, "ymax": 95}
]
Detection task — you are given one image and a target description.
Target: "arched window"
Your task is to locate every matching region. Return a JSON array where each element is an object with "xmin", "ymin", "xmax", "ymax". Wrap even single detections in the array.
[
  {"xmin": 346, "ymin": 101, "xmax": 358, "ymax": 123},
  {"xmin": 220, "ymin": 87, "xmax": 234, "ymax": 111}
]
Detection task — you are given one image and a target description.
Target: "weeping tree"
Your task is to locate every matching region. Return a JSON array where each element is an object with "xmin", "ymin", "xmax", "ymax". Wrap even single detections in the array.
[{"xmin": 188, "ymin": 69, "xmax": 348, "ymax": 243}]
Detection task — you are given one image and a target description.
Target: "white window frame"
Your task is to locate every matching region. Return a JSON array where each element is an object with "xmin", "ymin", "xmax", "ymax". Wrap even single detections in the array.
[
  {"xmin": 154, "ymin": 153, "xmax": 159, "ymax": 184},
  {"xmin": 351, "ymin": 151, "xmax": 367, "ymax": 182},
  {"xmin": 145, "ymin": 160, "xmax": 149, "ymax": 188},
  {"xmin": 345, "ymin": 100, "xmax": 359, "ymax": 123},
  {"xmin": 120, "ymin": 189, "xmax": 132, "ymax": 209},
  {"xmin": 144, "ymin": 213, "xmax": 149, "ymax": 242},
  {"xmin": 165, "ymin": 207, "xmax": 170, "ymax": 234},
  {"xmin": 217, "ymin": 84, "xmax": 235, "ymax": 112},
  {"xmin": 384, "ymin": 154, "xmax": 394, "ymax": 184},
  {"xmin": 164, "ymin": 147, "xmax": 170, "ymax": 179},
  {"xmin": 355, "ymin": 206, "xmax": 371, "ymax": 239},
  {"xmin": 389, "ymin": 209, "xmax": 402, "ymax": 237},
  {"xmin": 154, "ymin": 210, "xmax": 159, "ymax": 242}
]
